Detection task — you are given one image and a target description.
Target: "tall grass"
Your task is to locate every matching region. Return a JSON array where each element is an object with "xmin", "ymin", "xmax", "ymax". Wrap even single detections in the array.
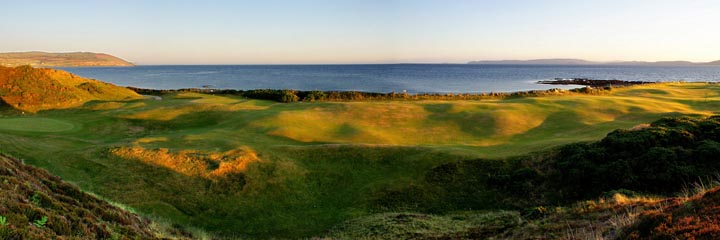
[{"xmin": 679, "ymin": 174, "xmax": 720, "ymax": 199}]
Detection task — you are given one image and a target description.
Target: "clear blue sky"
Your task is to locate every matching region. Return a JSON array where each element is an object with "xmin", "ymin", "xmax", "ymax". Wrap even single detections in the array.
[{"xmin": 1, "ymin": 0, "xmax": 719, "ymax": 64}]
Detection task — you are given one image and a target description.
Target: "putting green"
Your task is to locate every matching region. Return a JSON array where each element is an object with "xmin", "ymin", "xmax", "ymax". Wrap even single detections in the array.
[{"xmin": 0, "ymin": 118, "xmax": 76, "ymax": 132}]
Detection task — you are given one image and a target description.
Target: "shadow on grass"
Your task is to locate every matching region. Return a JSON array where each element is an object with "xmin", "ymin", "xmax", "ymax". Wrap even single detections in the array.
[{"xmin": 423, "ymin": 103, "xmax": 496, "ymax": 137}]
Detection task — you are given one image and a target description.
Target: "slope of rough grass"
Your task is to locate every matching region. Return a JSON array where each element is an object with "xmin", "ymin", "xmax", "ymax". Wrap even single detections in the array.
[
  {"xmin": 625, "ymin": 186, "xmax": 720, "ymax": 239},
  {"xmin": 0, "ymin": 153, "xmax": 164, "ymax": 239},
  {"xmin": 0, "ymin": 82, "xmax": 719, "ymax": 237},
  {"xmin": 0, "ymin": 66, "xmax": 141, "ymax": 112}
]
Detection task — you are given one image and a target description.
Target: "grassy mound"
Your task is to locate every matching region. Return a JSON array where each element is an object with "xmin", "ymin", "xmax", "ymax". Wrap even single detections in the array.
[
  {"xmin": 0, "ymin": 66, "xmax": 141, "ymax": 112},
  {"xmin": 0, "ymin": 153, "xmax": 163, "ymax": 239},
  {"xmin": 109, "ymin": 146, "xmax": 260, "ymax": 178}
]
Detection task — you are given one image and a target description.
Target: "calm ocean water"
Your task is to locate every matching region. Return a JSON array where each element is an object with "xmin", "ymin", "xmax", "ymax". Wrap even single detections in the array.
[{"xmin": 59, "ymin": 64, "xmax": 720, "ymax": 93}]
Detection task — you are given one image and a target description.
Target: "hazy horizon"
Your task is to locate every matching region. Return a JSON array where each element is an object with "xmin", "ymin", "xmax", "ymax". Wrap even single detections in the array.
[{"xmin": 2, "ymin": 0, "xmax": 719, "ymax": 65}]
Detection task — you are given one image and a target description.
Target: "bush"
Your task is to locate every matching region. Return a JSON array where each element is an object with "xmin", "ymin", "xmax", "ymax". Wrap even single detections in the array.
[
  {"xmin": 551, "ymin": 116, "xmax": 720, "ymax": 201},
  {"xmin": 279, "ymin": 90, "xmax": 299, "ymax": 103}
]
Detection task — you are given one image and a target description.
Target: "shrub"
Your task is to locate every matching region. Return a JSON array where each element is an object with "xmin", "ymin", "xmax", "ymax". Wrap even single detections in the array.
[
  {"xmin": 551, "ymin": 116, "xmax": 720, "ymax": 201},
  {"xmin": 279, "ymin": 90, "xmax": 299, "ymax": 103}
]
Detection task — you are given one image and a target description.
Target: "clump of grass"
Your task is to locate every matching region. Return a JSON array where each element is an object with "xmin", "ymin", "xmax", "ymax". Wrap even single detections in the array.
[
  {"xmin": 679, "ymin": 175, "xmax": 720, "ymax": 199},
  {"xmin": 30, "ymin": 192, "xmax": 41, "ymax": 206},
  {"xmin": 0, "ymin": 215, "xmax": 12, "ymax": 239},
  {"xmin": 33, "ymin": 216, "xmax": 48, "ymax": 228}
]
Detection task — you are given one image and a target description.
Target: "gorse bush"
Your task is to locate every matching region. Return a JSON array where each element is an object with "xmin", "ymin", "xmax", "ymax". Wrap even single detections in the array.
[{"xmin": 551, "ymin": 116, "xmax": 720, "ymax": 201}]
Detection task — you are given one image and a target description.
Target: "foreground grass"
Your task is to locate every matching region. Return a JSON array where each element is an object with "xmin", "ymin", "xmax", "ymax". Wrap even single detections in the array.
[{"xmin": 0, "ymin": 82, "xmax": 718, "ymax": 237}]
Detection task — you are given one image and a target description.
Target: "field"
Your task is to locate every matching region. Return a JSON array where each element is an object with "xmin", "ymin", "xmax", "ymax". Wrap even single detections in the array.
[{"xmin": 1, "ymin": 82, "xmax": 719, "ymax": 238}]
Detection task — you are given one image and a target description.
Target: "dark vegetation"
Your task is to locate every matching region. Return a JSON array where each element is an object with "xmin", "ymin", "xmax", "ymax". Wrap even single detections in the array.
[
  {"xmin": 0, "ymin": 153, "xmax": 182, "ymax": 239},
  {"xmin": 128, "ymin": 85, "xmax": 615, "ymax": 103},
  {"xmin": 372, "ymin": 116, "xmax": 720, "ymax": 213},
  {"xmin": 551, "ymin": 116, "xmax": 720, "ymax": 201}
]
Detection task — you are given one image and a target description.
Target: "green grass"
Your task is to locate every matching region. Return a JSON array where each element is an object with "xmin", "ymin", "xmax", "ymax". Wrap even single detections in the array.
[
  {"xmin": 0, "ymin": 82, "xmax": 718, "ymax": 237},
  {"xmin": 0, "ymin": 118, "xmax": 76, "ymax": 132},
  {"xmin": 327, "ymin": 211, "xmax": 523, "ymax": 239}
]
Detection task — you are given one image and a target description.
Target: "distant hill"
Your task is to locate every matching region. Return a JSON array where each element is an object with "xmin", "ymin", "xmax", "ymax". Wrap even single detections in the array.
[
  {"xmin": 0, "ymin": 66, "xmax": 142, "ymax": 112},
  {"xmin": 612, "ymin": 60, "xmax": 697, "ymax": 66},
  {"xmin": 468, "ymin": 58, "xmax": 596, "ymax": 65},
  {"xmin": 0, "ymin": 52, "xmax": 133, "ymax": 67},
  {"xmin": 469, "ymin": 58, "xmax": 720, "ymax": 66},
  {"xmin": 0, "ymin": 153, "xmax": 159, "ymax": 239}
]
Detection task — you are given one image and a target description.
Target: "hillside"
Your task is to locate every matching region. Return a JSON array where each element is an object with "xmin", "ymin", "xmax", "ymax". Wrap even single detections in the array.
[
  {"xmin": 0, "ymin": 153, "xmax": 161, "ymax": 239},
  {"xmin": 0, "ymin": 52, "xmax": 133, "ymax": 67},
  {"xmin": 0, "ymin": 66, "xmax": 142, "ymax": 112}
]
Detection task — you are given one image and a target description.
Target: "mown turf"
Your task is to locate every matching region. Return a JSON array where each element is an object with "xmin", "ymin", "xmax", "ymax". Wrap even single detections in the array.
[
  {"xmin": 0, "ymin": 82, "xmax": 718, "ymax": 237},
  {"xmin": 0, "ymin": 118, "xmax": 76, "ymax": 132}
]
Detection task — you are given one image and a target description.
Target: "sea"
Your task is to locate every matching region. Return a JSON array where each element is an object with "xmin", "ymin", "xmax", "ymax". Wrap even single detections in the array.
[{"xmin": 59, "ymin": 64, "xmax": 720, "ymax": 93}]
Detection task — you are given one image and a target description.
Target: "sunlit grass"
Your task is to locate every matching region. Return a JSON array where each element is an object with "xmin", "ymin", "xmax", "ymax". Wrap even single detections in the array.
[
  {"xmin": 1, "ymin": 82, "xmax": 720, "ymax": 237},
  {"xmin": 251, "ymin": 83, "xmax": 714, "ymax": 156},
  {"xmin": 0, "ymin": 118, "xmax": 77, "ymax": 132}
]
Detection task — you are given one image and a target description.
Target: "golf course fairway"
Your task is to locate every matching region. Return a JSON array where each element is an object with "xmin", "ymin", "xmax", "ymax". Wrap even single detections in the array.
[{"xmin": 1, "ymin": 82, "xmax": 719, "ymax": 238}]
